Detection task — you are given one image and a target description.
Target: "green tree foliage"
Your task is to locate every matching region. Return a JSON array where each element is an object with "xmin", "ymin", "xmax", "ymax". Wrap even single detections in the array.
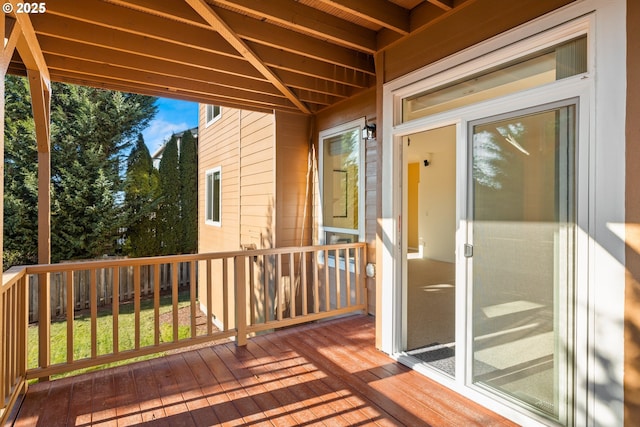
[
  {"xmin": 123, "ymin": 134, "xmax": 160, "ymax": 257},
  {"xmin": 4, "ymin": 76, "xmax": 39, "ymax": 267},
  {"xmin": 157, "ymin": 135, "xmax": 180, "ymax": 255},
  {"xmin": 178, "ymin": 130, "xmax": 197, "ymax": 254},
  {"xmin": 3, "ymin": 76, "xmax": 157, "ymax": 268}
]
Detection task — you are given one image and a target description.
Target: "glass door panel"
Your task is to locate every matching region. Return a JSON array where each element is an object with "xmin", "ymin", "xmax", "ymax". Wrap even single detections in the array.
[
  {"xmin": 470, "ymin": 103, "xmax": 575, "ymax": 423},
  {"xmin": 404, "ymin": 125, "xmax": 457, "ymax": 376}
]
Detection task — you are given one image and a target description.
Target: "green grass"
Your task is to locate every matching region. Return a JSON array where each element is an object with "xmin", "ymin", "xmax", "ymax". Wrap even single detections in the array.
[{"xmin": 28, "ymin": 291, "xmax": 193, "ymax": 379}]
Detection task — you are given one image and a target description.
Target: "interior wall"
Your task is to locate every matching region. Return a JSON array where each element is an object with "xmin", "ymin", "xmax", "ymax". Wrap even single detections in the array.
[
  {"xmin": 407, "ymin": 163, "xmax": 419, "ymax": 249},
  {"xmin": 419, "ymin": 146, "xmax": 456, "ymax": 263}
]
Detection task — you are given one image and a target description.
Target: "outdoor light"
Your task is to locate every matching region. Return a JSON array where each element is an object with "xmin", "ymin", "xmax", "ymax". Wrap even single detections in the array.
[{"xmin": 362, "ymin": 124, "xmax": 376, "ymax": 140}]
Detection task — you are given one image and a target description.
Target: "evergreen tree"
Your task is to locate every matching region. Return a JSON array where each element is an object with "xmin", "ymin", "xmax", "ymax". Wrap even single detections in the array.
[
  {"xmin": 157, "ymin": 135, "xmax": 180, "ymax": 255},
  {"xmin": 50, "ymin": 84, "xmax": 157, "ymax": 261},
  {"xmin": 124, "ymin": 134, "xmax": 160, "ymax": 257},
  {"xmin": 3, "ymin": 76, "xmax": 157, "ymax": 267},
  {"xmin": 4, "ymin": 76, "xmax": 39, "ymax": 268},
  {"xmin": 178, "ymin": 130, "xmax": 197, "ymax": 253}
]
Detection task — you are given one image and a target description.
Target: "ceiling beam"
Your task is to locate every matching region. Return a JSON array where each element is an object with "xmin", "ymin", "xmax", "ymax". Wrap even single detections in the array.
[
  {"xmin": 31, "ymin": 14, "xmax": 265, "ymax": 81},
  {"xmin": 2, "ymin": 17, "xmax": 20, "ymax": 74},
  {"xmin": 214, "ymin": 0, "xmax": 377, "ymax": 53},
  {"xmin": 185, "ymin": 0, "xmax": 311, "ymax": 114},
  {"xmin": 314, "ymin": 0, "xmax": 410, "ymax": 35},
  {"xmin": 62, "ymin": 0, "xmax": 374, "ymax": 74},
  {"xmin": 11, "ymin": 0, "xmax": 50, "ymax": 84},
  {"xmin": 38, "ymin": 35, "xmax": 282, "ymax": 97},
  {"xmin": 427, "ymin": 0, "xmax": 454, "ymax": 11}
]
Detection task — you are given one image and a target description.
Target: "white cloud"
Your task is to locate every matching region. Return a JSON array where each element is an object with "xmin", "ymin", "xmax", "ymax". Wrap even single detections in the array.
[{"xmin": 142, "ymin": 119, "xmax": 190, "ymax": 153}]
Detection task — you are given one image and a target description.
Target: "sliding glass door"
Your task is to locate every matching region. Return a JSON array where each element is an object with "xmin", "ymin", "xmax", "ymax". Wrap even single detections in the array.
[{"xmin": 468, "ymin": 101, "xmax": 575, "ymax": 423}]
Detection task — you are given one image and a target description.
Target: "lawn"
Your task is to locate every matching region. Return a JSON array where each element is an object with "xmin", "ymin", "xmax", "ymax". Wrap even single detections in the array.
[{"xmin": 28, "ymin": 291, "xmax": 194, "ymax": 378}]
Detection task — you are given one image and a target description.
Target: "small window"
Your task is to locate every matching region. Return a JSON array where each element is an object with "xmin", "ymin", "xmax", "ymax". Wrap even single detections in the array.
[
  {"xmin": 205, "ymin": 167, "xmax": 221, "ymax": 226},
  {"xmin": 205, "ymin": 105, "xmax": 221, "ymax": 127}
]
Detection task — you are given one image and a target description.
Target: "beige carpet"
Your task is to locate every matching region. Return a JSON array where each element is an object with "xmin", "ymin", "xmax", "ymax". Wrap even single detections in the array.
[{"xmin": 406, "ymin": 258, "xmax": 456, "ymax": 351}]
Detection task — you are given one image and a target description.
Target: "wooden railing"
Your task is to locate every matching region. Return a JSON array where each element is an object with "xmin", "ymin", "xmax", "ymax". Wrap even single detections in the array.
[
  {"xmin": 0, "ymin": 266, "xmax": 28, "ymax": 426},
  {"xmin": 0, "ymin": 243, "xmax": 366, "ymax": 424}
]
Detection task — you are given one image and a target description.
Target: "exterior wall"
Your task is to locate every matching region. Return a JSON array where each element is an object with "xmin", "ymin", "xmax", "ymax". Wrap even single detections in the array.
[
  {"xmin": 274, "ymin": 111, "xmax": 312, "ymax": 248},
  {"xmin": 315, "ymin": 88, "xmax": 377, "ymax": 315},
  {"xmin": 239, "ymin": 110, "xmax": 276, "ymax": 250},
  {"xmin": 383, "ymin": 0, "xmax": 575, "ymax": 82},
  {"xmin": 197, "ymin": 106, "xmax": 276, "ymax": 328},
  {"xmin": 626, "ymin": 0, "xmax": 640, "ymax": 423}
]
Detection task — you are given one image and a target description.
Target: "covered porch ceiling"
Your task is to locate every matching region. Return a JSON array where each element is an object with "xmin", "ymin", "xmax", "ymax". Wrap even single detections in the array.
[{"xmin": 6, "ymin": 0, "xmax": 470, "ymax": 115}]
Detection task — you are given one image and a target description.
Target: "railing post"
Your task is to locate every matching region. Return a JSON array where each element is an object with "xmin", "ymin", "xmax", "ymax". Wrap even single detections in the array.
[
  {"xmin": 234, "ymin": 255, "xmax": 247, "ymax": 346},
  {"xmin": 38, "ymin": 272, "xmax": 50, "ymax": 381}
]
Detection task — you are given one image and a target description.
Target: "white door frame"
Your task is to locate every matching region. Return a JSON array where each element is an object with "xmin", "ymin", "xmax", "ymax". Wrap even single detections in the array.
[{"xmin": 381, "ymin": 2, "xmax": 626, "ymax": 425}]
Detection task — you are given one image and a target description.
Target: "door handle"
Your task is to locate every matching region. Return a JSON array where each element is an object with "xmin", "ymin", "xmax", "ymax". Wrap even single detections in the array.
[{"xmin": 464, "ymin": 244, "xmax": 473, "ymax": 258}]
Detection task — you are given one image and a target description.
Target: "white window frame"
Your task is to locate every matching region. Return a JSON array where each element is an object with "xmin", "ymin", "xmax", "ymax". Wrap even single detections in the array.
[
  {"xmin": 205, "ymin": 166, "xmax": 221, "ymax": 227},
  {"xmin": 318, "ymin": 117, "xmax": 366, "ymax": 246},
  {"xmin": 205, "ymin": 105, "xmax": 221, "ymax": 127}
]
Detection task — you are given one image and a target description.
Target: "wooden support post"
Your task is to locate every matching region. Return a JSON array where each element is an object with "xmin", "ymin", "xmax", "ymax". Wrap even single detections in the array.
[{"xmin": 234, "ymin": 255, "xmax": 247, "ymax": 346}]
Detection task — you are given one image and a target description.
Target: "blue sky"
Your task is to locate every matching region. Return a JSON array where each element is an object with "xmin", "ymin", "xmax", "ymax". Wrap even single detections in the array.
[{"xmin": 142, "ymin": 98, "xmax": 199, "ymax": 155}]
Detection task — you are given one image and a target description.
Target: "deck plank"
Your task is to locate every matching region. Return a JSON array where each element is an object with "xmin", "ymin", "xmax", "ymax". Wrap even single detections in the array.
[{"xmin": 14, "ymin": 315, "xmax": 518, "ymax": 427}]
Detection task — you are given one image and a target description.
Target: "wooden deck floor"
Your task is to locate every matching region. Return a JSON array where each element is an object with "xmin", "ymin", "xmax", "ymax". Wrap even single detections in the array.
[{"xmin": 13, "ymin": 315, "xmax": 517, "ymax": 426}]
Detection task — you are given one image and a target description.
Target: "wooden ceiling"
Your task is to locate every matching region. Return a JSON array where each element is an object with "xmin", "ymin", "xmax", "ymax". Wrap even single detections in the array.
[{"xmin": 7, "ymin": 0, "xmax": 471, "ymax": 114}]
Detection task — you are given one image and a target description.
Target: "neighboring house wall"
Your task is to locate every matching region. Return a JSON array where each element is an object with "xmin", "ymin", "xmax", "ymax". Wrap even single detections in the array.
[{"xmin": 197, "ymin": 105, "xmax": 311, "ymax": 328}]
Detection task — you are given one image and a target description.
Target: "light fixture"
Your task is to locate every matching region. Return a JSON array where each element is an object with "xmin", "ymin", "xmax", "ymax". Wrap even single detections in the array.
[{"xmin": 362, "ymin": 124, "xmax": 376, "ymax": 140}]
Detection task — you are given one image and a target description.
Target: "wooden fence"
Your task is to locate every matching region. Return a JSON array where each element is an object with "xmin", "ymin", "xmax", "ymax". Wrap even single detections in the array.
[{"xmin": 29, "ymin": 261, "xmax": 192, "ymax": 323}]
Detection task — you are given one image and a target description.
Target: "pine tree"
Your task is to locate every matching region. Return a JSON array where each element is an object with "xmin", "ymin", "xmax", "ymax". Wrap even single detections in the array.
[
  {"xmin": 124, "ymin": 134, "xmax": 160, "ymax": 257},
  {"xmin": 157, "ymin": 135, "xmax": 180, "ymax": 255},
  {"xmin": 179, "ymin": 130, "xmax": 197, "ymax": 253},
  {"xmin": 3, "ymin": 75, "xmax": 39, "ymax": 268},
  {"xmin": 3, "ymin": 77, "xmax": 157, "ymax": 267}
]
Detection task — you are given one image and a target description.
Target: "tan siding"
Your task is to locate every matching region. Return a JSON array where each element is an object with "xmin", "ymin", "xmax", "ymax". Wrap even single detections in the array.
[
  {"xmin": 239, "ymin": 110, "xmax": 275, "ymax": 249},
  {"xmin": 275, "ymin": 112, "xmax": 312, "ymax": 248},
  {"xmin": 383, "ymin": 0, "xmax": 575, "ymax": 82}
]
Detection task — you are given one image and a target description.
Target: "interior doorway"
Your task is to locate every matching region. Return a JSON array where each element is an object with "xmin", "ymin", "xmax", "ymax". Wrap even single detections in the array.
[{"xmin": 403, "ymin": 125, "xmax": 457, "ymax": 376}]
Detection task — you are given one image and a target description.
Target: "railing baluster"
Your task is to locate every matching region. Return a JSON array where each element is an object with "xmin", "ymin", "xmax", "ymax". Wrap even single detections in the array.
[
  {"xmin": 154, "ymin": 263, "xmax": 160, "ymax": 346},
  {"xmin": 346, "ymin": 249, "xmax": 352, "ymax": 307},
  {"xmin": 301, "ymin": 251, "xmax": 308, "ymax": 316},
  {"xmin": 38, "ymin": 271, "xmax": 50, "ymax": 380},
  {"xmin": 324, "ymin": 249, "xmax": 330, "ymax": 312},
  {"xmin": 264, "ymin": 255, "xmax": 270, "ymax": 323},
  {"xmin": 289, "ymin": 252, "xmax": 295, "ymax": 319},
  {"xmin": 1, "ymin": 292, "xmax": 6, "ymax": 403},
  {"xmin": 276, "ymin": 254, "xmax": 282, "ymax": 321},
  {"xmin": 223, "ymin": 258, "xmax": 229, "ymax": 331},
  {"xmin": 20, "ymin": 274, "xmax": 28, "ymax": 381},
  {"xmin": 134, "ymin": 265, "xmax": 141, "ymax": 350},
  {"xmin": 66, "ymin": 270, "xmax": 74, "ymax": 363},
  {"xmin": 355, "ymin": 246, "xmax": 361, "ymax": 306},
  {"xmin": 190, "ymin": 261, "xmax": 197, "ymax": 338},
  {"xmin": 172, "ymin": 263, "xmax": 179, "ymax": 343},
  {"xmin": 90, "ymin": 269, "xmax": 97, "ymax": 359},
  {"xmin": 249, "ymin": 256, "xmax": 255, "ymax": 326},
  {"xmin": 113, "ymin": 267, "xmax": 119, "ymax": 354},
  {"xmin": 335, "ymin": 249, "xmax": 341, "ymax": 310},
  {"xmin": 206, "ymin": 259, "xmax": 212, "ymax": 335},
  {"xmin": 234, "ymin": 256, "xmax": 247, "ymax": 346},
  {"xmin": 312, "ymin": 251, "xmax": 319, "ymax": 313}
]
